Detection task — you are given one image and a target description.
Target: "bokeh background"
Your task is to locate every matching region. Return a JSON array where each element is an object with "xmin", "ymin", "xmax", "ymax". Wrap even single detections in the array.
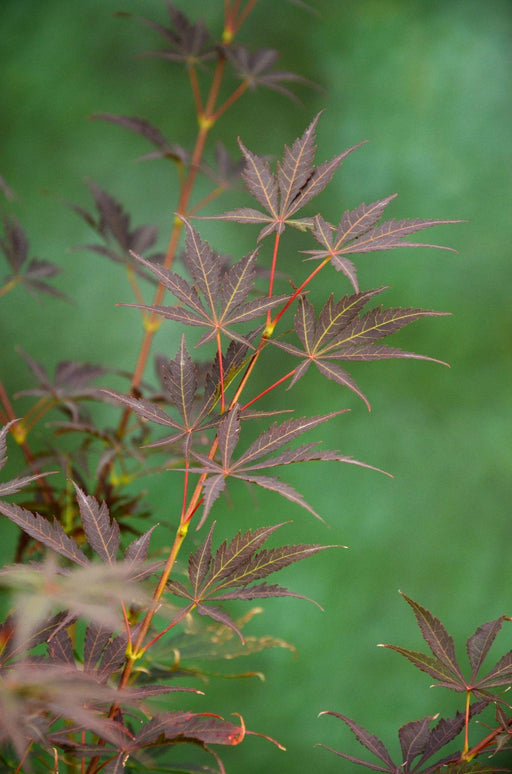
[{"xmin": 1, "ymin": 0, "xmax": 511, "ymax": 772}]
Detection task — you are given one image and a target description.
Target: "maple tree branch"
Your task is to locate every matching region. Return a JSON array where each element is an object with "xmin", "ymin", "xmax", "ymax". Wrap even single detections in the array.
[
  {"xmin": 13, "ymin": 742, "xmax": 33, "ymax": 774},
  {"xmin": 118, "ymin": 52, "xmax": 229, "ymax": 419},
  {"xmin": 236, "ymin": 0, "xmax": 261, "ymax": 31},
  {"xmin": 125, "ymin": 265, "xmax": 145, "ymax": 309},
  {"xmin": 139, "ymin": 603, "xmax": 195, "ymax": 654},
  {"xmin": 210, "ymin": 81, "xmax": 249, "ymax": 123},
  {"xmin": 188, "ymin": 63, "xmax": 203, "ymax": 116},
  {"xmin": 463, "ymin": 714, "xmax": 512, "ymax": 763},
  {"xmin": 0, "ymin": 378, "xmax": 13, "ymax": 425}
]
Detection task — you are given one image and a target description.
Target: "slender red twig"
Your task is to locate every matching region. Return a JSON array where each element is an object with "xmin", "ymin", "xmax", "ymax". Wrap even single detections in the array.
[
  {"xmin": 210, "ymin": 81, "xmax": 249, "ymax": 122},
  {"xmin": 235, "ymin": 0, "xmax": 261, "ymax": 31},
  {"xmin": 139, "ymin": 604, "xmax": 195, "ymax": 653},
  {"xmin": 270, "ymin": 257, "xmax": 330, "ymax": 331},
  {"xmin": 188, "ymin": 64, "xmax": 203, "ymax": 116},
  {"xmin": 241, "ymin": 368, "xmax": 296, "ymax": 411},
  {"xmin": 266, "ymin": 231, "xmax": 281, "ymax": 327}
]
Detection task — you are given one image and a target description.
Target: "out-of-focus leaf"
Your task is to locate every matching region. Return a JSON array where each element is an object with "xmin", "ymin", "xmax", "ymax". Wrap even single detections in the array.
[
  {"xmin": 0, "ymin": 215, "xmax": 68, "ymax": 301},
  {"xmin": 91, "ymin": 113, "xmax": 188, "ymax": 163}
]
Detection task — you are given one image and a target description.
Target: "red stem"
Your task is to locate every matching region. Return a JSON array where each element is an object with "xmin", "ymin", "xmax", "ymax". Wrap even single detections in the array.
[
  {"xmin": 140, "ymin": 604, "xmax": 195, "ymax": 653},
  {"xmin": 266, "ymin": 231, "xmax": 281, "ymax": 327},
  {"xmin": 271, "ymin": 257, "xmax": 330, "ymax": 330},
  {"xmin": 463, "ymin": 714, "xmax": 512, "ymax": 763},
  {"xmin": 188, "ymin": 64, "xmax": 203, "ymax": 115},
  {"xmin": 236, "ymin": 0, "xmax": 260, "ymax": 30},
  {"xmin": 241, "ymin": 368, "xmax": 296, "ymax": 411},
  {"xmin": 210, "ymin": 81, "xmax": 249, "ymax": 122}
]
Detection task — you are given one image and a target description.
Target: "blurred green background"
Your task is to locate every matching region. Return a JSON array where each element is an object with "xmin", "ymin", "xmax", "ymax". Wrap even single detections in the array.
[{"xmin": 1, "ymin": 0, "xmax": 511, "ymax": 772}]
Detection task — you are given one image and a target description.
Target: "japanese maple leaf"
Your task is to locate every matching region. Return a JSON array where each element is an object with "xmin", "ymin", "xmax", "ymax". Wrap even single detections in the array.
[
  {"xmin": 206, "ymin": 112, "xmax": 364, "ymax": 241},
  {"xmin": 138, "ymin": 3, "xmax": 215, "ymax": 65},
  {"xmin": 1, "ymin": 214, "xmax": 68, "ymax": 301},
  {"xmin": 318, "ymin": 707, "xmax": 488, "ymax": 774},
  {"xmin": 271, "ymin": 287, "xmax": 450, "ymax": 409},
  {"xmin": 103, "ymin": 336, "xmax": 221, "ymax": 459},
  {"xmin": 225, "ymin": 45, "xmax": 310, "ymax": 103},
  {"xmin": 167, "ymin": 521, "xmax": 335, "ymax": 640},
  {"xmin": 183, "ymin": 405, "xmax": 385, "ymax": 528},
  {"xmin": 69, "ymin": 180, "xmax": 163, "ymax": 278},
  {"xmin": 125, "ymin": 219, "xmax": 287, "ymax": 347},
  {"xmin": 16, "ymin": 350, "xmax": 106, "ymax": 422}
]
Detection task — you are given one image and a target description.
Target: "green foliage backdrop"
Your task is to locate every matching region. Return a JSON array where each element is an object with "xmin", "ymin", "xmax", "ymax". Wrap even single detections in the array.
[{"xmin": 1, "ymin": 1, "xmax": 511, "ymax": 772}]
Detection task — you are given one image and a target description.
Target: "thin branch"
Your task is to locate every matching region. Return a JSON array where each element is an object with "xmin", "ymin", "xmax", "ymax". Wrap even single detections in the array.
[{"xmin": 241, "ymin": 368, "xmax": 296, "ymax": 410}]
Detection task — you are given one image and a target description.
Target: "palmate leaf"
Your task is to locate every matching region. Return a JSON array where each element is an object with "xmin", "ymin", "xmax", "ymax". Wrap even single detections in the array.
[
  {"xmin": 138, "ymin": 3, "xmax": 215, "ymax": 64},
  {"xmin": 317, "ymin": 710, "xmax": 486, "ymax": 774},
  {"xmin": 168, "ymin": 522, "xmax": 333, "ymax": 641},
  {"xmin": 201, "ymin": 142, "xmax": 244, "ymax": 190},
  {"xmin": 17, "ymin": 350, "xmax": 106, "ymax": 424},
  {"xmin": 126, "ymin": 223, "xmax": 287, "ymax": 347},
  {"xmin": 225, "ymin": 45, "xmax": 310, "ymax": 103},
  {"xmin": 271, "ymin": 288, "xmax": 449, "ymax": 409},
  {"xmin": 206, "ymin": 113, "xmax": 363, "ymax": 241},
  {"xmin": 103, "ymin": 349, "xmax": 219, "ymax": 461},
  {"xmin": 69, "ymin": 180, "xmax": 162, "ymax": 278},
  {"xmin": 382, "ymin": 594, "xmax": 512, "ymax": 710},
  {"xmin": 0, "ymin": 559, "xmax": 152, "ymax": 634},
  {"xmin": 306, "ymin": 197, "xmax": 461, "ymax": 292},
  {"xmin": 183, "ymin": 405, "xmax": 381, "ymax": 526},
  {"xmin": 0, "ymin": 214, "xmax": 68, "ymax": 301},
  {"xmin": 105, "ymin": 336, "xmax": 262, "ymax": 461}
]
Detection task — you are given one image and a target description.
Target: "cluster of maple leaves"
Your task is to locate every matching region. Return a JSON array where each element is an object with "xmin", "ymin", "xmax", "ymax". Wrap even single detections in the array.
[{"xmin": 2, "ymin": 2, "xmax": 511, "ymax": 774}]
